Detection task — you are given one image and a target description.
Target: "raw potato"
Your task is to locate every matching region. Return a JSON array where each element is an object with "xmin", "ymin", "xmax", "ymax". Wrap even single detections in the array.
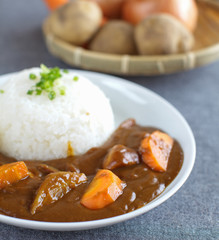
[
  {"xmin": 89, "ymin": 20, "xmax": 137, "ymax": 54},
  {"xmin": 135, "ymin": 14, "xmax": 194, "ymax": 55},
  {"xmin": 50, "ymin": 0, "xmax": 102, "ymax": 45}
]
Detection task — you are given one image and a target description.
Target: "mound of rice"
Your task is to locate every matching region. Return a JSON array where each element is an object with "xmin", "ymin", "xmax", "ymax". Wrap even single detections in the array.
[{"xmin": 0, "ymin": 68, "xmax": 114, "ymax": 161}]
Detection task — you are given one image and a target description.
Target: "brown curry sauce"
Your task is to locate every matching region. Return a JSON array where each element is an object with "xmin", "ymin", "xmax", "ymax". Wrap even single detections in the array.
[{"xmin": 0, "ymin": 119, "xmax": 183, "ymax": 222}]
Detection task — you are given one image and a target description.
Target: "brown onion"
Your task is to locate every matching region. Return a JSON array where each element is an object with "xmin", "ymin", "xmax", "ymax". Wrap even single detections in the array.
[{"xmin": 122, "ymin": 0, "xmax": 198, "ymax": 32}]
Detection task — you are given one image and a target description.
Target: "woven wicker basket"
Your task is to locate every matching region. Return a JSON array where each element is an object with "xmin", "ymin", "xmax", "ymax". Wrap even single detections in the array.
[{"xmin": 42, "ymin": 0, "xmax": 219, "ymax": 76}]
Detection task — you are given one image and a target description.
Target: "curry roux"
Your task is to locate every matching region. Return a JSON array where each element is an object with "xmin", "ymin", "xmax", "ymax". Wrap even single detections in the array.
[{"xmin": 0, "ymin": 119, "xmax": 183, "ymax": 222}]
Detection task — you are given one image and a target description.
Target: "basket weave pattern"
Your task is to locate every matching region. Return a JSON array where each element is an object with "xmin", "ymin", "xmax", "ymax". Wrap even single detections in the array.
[{"xmin": 43, "ymin": 0, "xmax": 219, "ymax": 76}]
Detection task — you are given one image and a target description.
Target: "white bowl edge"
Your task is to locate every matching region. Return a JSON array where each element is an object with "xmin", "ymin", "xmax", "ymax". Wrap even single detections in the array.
[{"xmin": 0, "ymin": 70, "xmax": 196, "ymax": 231}]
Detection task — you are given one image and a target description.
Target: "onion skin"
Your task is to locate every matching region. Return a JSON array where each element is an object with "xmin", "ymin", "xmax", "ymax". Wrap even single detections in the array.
[
  {"xmin": 122, "ymin": 0, "xmax": 158, "ymax": 25},
  {"xmin": 122, "ymin": 0, "xmax": 198, "ymax": 32},
  {"xmin": 85, "ymin": 0, "xmax": 125, "ymax": 18}
]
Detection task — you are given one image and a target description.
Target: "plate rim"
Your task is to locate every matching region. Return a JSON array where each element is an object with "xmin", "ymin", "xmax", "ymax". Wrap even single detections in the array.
[{"xmin": 0, "ymin": 70, "xmax": 196, "ymax": 231}]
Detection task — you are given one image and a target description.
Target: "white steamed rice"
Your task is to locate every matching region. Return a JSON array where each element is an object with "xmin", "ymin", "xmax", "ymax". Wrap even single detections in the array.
[{"xmin": 0, "ymin": 68, "xmax": 114, "ymax": 161}]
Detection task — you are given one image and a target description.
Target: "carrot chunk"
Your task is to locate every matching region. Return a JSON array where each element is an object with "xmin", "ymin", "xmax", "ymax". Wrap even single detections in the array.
[
  {"xmin": 43, "ymin": 0, "xmax": 68, "ymax": 11},
  {"xmin": 0, "ymin": 161, "xmax": 29, "ymax": 189},
  {"xmin": 140, "ymin": 131, "xmax": 174, "ymax": 172},
  {"xmin": 80, "ymin": 169, "xmax": 126, "ymax": 210}
]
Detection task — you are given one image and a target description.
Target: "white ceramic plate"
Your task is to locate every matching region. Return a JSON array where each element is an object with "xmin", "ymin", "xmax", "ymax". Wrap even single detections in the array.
[{"xmin": 0, "ymin": 70, "xmax": 196, "ymax": 231}]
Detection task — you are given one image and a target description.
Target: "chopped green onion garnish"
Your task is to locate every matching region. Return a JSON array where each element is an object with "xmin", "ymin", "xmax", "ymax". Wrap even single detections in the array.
[
  {"xmin": 29, "ymin": 73, "xmax": 36, "ymax": 80},
  {"xmin": 27, "ymin": 90, "xmax": 34, "ymax": 95},
  {"xmin": 63, "ymin": 69, "xmax": 69, "ymax": 74},
  {"xmin": 59, "ymin": 86, "xmax": 66, "ymax": 96},
  {"xmin": 27, "ymin": 64, "xmax": 66, "ymax": 100},
  {"xmin": 60, "ymin": 90, "xmax": 65, "ymax": 95},
  {"xmin": 48, "ymin": 91, "xmax": 56, "ymax": 100},
  {"xmin": 36, "ymin": 89, "xmax": 42, "ymax": 95},
  {"xmin": 0, "ymin": 89, "xmax": 4, "ymax": 94},
  {"xmin": 40, "ymin": 64, "xmax": 50, "ymax": 73},
  {"xmin": 73, "ymin": 76, "xmax": 79, "ymax": 81}
]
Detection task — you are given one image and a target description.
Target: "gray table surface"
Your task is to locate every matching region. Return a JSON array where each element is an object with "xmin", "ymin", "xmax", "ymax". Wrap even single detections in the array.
[{"xmin": 0, "ymin": 0, "xmax": 218, "ymax": 239}]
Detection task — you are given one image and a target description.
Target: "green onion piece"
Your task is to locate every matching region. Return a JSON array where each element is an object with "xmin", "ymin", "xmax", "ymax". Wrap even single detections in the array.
[
  {"xmin": 0, "ymin": 89, "xmax": 4, "ymax": 94},
  {"xmin": 27, "ymin": 64, "xmax": 66, "ymax": 100},
  {"xmin": 73, "ymin": 76, "xmax": 79, "ymax": 81},
  {"xmin": 48, "ymin": 91, "xmax": 56, "ymax": 100},
  {"xmin": 59, "ymin": 86, "xmax": 66, "ymax": 95},
  {"xmin": 40, "ymin": 64, "xmax": 50, "ymax": 73},
  {"xmin": 36, "ymin": 89, "xmax": 42, "ymax": 95},
  {"xmin": 27, "ymin": 90, "xmax": 34, "ymax": 95},
  {"xmin": 63, "ymin": 69, "xmax": 69, "ymax": 73},
  {"xmin": 29, "ymin": 73, "xmax": 37, "ymax": 80},
  {"xmin": 60, "ymin": 90, "xmax": 65, "ymax": 95}
]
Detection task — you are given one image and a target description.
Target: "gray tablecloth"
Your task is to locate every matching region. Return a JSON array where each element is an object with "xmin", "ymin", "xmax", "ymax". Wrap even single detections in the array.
[{"xmin": 0, "ymin": 1, "xmax": 218, "ymax": 239}]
